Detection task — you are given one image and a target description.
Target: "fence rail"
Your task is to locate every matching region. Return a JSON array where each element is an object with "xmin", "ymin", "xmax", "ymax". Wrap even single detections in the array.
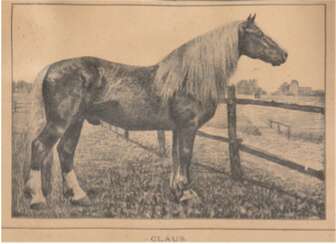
[
  {"xmin": 223, "ymin": 98, "xmax": 325, "ymax": 114},
  {"xmin": 13, "ymin": 101, "xmax": 32, "ymax": 112},
  {"xmin": 196, "ymin": 130, "xmax": 323, "ymax": 180}
]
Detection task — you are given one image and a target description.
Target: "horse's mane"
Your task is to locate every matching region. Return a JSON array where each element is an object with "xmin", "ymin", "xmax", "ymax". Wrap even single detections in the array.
[{"xmin": 155, "ymin": 21, "xmax": 241, "ymax": 104}]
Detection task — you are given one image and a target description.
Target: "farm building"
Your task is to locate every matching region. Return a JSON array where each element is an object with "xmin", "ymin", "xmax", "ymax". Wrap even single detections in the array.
[{"xmin": 273, "ymin": 80, "xmax": 322, "ymax": 97}]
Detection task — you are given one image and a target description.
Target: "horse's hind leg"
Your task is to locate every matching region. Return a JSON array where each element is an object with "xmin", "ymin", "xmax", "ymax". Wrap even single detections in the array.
[
  {"xmin": 57, "ymin": 118, "xmax": 90, "ymax": 206},
  {"xmin": 25, "ymin": 122, "xmax": 65, "ymax": 209}
]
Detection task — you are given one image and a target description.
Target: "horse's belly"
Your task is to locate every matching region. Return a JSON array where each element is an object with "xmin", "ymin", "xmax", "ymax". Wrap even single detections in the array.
[
  {"xmin": 91, "ymin": 76, "xmax": 177, "ymax": 130},
  {"xmin": 94, "ymin": 99, "xmax": 174, "ymax": 130}
]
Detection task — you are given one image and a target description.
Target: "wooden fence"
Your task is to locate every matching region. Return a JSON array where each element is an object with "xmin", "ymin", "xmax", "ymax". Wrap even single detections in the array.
[
  {"xmin": 268, "ymin": 119, "xmax": 291, "ymax": 139},
  {"xmin": 103, "ymin": 123, "xmax": 167, "ymax": 157},
  {"xmin": 13, "ymin": 101, "xmax": 31, "ymax": 113},
  {"xmin": 201, "ymin": 85, "xmax": 324, "ymax": 181}
]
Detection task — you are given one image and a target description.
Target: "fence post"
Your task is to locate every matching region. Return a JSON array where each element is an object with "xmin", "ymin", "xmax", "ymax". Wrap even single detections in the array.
[
  {"xmin": 227, "ymin": 85, "xmax": 243, "ymax": 180},
  {"xmin": 157, "ymin": 130, "xmax": 166, "ymax": 157},
  {"xmin": 124, "ymin": 130, "xmax": 129, "ymax": 140}
]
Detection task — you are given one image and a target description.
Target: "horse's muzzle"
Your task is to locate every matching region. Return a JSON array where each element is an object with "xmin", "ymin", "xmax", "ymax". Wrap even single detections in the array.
[{"xmin": 272, "ymin": 51, "xmax": 288, "ymax": 66}]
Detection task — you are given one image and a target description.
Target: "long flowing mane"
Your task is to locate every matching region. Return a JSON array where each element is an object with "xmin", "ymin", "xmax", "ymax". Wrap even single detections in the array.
[{"xmin": 155, "ymin": 21, "xmax": 241, "ymax": 104}]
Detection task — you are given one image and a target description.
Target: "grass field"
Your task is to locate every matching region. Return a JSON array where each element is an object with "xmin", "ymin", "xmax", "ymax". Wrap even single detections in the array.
[
  {"xmin": 12, "ymin": 93, "xmax": 325, "ymax": 218},
  {"xmin": 207, "ymin": 95, "xmax": 324, "ymax": 143}
]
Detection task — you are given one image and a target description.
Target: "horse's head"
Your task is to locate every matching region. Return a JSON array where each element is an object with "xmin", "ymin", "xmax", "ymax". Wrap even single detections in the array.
[{"xmin": 239, "ymin": 14, "xmax": 287, "ymax": 66}]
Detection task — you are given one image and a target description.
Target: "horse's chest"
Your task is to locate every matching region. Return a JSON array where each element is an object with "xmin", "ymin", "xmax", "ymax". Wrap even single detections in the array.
[{"xmin": 170, "ymin": 94, "xmax": 217, "ymax": 128}]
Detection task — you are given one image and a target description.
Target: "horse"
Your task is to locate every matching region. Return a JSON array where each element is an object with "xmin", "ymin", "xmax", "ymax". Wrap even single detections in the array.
[{"xmin": 24, "ymin": 14, "xmax": 287, "ymax": 209}]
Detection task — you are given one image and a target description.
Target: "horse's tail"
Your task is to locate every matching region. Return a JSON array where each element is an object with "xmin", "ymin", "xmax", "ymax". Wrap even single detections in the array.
[{"xmin": 25, "ymin": 65, "xmax": 53, "ymax": 196}]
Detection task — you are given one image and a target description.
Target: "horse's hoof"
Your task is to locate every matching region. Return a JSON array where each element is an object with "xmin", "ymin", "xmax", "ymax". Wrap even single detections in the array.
[
  {"xmin": 170, "ymin": 188, "xmax": 183, "ymax": 202},
  {"xmin": 70, "ymin": 196, "xmax": 91, "ymax": 206},
  {"xmin": 179, "ymin": 189, "xmax": 200, "ymax": 203},
  {"xmin": 63, "ymin": 189, "xmax": 74, "ymax": 198},
  {"xmin": 30, "ymin": 201, "xmax": 47, "ymax": 210}
]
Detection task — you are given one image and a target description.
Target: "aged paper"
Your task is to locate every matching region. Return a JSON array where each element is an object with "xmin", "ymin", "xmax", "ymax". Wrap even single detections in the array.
[{"xmin": 2, "ymin": 0, "xmax": 335, "ymax": 241}]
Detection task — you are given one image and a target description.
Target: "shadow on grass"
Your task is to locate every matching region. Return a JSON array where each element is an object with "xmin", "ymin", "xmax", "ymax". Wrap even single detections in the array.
[
  {"xmin": 110, "ymin": 130, "xmax": 166, "ymax": 158},
  {"xmin": 109, "ymin": 127, "xmax": 323, "ymax": 211},
  {"xmin": 193, "ymin": 161, "xmax": 323, "ymax": 211}
]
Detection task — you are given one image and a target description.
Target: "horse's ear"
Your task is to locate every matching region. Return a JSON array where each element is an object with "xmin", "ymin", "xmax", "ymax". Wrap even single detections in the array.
[
  {"xmin": 246, "ymin": 13, "xmax": 256, "ymax": 24},
  {"xmin": 251, "ymin": 13, "xmax": 256, "ymax": 22},
  {"xmin": 246, "ymin": 14, "xmax": 252, "ymax": 22}
]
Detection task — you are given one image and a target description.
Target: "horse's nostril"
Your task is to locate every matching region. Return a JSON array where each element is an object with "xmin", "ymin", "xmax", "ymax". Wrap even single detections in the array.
[{"xmin": 283, "ymin": 51, "xmax": 288, "ymax": 60}]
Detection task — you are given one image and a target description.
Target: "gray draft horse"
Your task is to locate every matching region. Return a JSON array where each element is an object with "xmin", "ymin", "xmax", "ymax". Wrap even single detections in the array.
[{"xmin": 24, "ymin": 14, "xmax": 287, "ymax": 209}]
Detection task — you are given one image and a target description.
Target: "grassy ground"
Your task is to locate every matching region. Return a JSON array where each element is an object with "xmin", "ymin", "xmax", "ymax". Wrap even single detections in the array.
[
  {"xmin": 206, "ymin": 98, "xmax": 324, "ymax": 144},
  {"xmin": 12, "ymin": 92, "xmax": 325, "ymax": 218},
  {"xmin": 12, "ymin": 119, "xmax": 324, "ymax": 219}
]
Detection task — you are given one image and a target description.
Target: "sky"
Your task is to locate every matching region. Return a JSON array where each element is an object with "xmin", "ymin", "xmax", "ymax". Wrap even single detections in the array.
[{"xmin": 12, "ymin": 3, "xmax": 325, "ymax": 92}]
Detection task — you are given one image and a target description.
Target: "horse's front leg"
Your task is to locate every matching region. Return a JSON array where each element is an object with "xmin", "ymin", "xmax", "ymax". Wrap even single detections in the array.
[
  {"xmin": 170, "ymin": 127, "xmax": 198, "ymax": 202},
  {"xmin": 169, "ymin": 130, "xmax": 179, "ymax": 192}
]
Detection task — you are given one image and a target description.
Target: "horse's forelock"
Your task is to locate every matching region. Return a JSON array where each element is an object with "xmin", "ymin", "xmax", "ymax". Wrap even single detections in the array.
[{"xmin": 155, "ymin": 21, "xmax": 242, "ymax": 104}]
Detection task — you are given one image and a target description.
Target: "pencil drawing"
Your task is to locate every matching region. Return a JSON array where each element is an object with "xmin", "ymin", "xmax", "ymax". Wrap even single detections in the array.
[
  {"xmin": 23, "ymin": 14, "xmax": 287, "ymax": 209},
  {"xmin": 12, "ymin": 12, "xmax": 325, "ymax": 219}
]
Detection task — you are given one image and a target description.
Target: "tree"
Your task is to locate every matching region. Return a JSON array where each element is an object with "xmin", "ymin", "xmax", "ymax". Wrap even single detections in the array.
[{"xmin": 236, "ymin": 79, "xmax": 266, "ymax": 96}]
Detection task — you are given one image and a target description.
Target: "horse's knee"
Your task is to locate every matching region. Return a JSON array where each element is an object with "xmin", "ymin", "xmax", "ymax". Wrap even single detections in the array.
[
  {"xmin": 182, "ymin": 147, "xmax": 191, "ymax": 156},
  {"xmin": 36, "ymin": 124, "xmax": 65, "ymax": 148},
  {"xmin": 47, "ymin": 124, "xmax": 66, "ymax": 142},
  {"xmin": 180, "ymin": 147, "xmax": 192, "ymax": 164}
]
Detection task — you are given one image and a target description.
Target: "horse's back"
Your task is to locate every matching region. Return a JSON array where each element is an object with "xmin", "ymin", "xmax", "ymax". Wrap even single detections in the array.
[{"xmin": 41, "ymin": 56, "xmax": 174, "ymax": 130}]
